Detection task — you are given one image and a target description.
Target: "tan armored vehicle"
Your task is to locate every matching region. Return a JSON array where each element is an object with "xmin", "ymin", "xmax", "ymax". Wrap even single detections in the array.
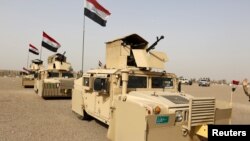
[
  {"xmin": 22, "ymin": 59, "xmax": 43, "ymax": 88},
  {"xmin": 34, "ymin": 53, "xmax": 75, "ymax": 98},
  {"xmin": 72, "ymin": 34, "xmax": 232, "ymax": 141}
]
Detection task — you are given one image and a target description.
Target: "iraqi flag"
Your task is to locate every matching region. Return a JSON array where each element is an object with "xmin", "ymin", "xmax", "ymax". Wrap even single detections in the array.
[
  {"xmin": 23, "ymin": 67, "xmax": 31, "ymax": 74},
  {"xmin": 84, "ymin": 0, "xmax": 111, "ymax": 27},
  {"xmin": 41, "ymin": 31, "xmax": 61, "ymax": 52},
  {"xmin": 231, "ymin": 80, "xmax": 239, "ymax": 92},
  {"xmin": 29, "ymin": 44, "xmax": 39, "ymax": 55}
]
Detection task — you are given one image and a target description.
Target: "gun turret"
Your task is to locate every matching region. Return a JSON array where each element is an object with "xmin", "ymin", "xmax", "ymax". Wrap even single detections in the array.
[
  {"xmin": 47, "ymin": 52, "xmax": 71, "ymax": 71},
  {"xmin": 56, "ymin": 51, "xmax": 66, "ymax": 62},
  {"xmin": 146, "ymin": 35, "xmax": 164, "ymax": 52}
]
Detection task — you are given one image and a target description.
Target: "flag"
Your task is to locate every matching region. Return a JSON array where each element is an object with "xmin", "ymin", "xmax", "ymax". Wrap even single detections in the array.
[
  {"xmin": 29, "ymin": 44, "xmax": 39, "ymax": 55},
  {"xmin": 41, "ymin": 31, "xmax": 61, "ymax": 52},
  {"xmin": 23, "ymin": 67, "xmax": 31, "ymax": 74},
  {"xmin": 232, "ymin": 80, "xmax": 239, "ymax": 85},
  {"xmin": 231, "ymin": 80, "xmax": 239, "ymax": 92},
  {"xmin": 84, "ymin": 0, "xmax": 111, "ymax": 27}
]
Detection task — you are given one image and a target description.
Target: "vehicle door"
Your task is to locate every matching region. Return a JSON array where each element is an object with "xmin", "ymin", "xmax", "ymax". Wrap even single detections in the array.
[{"xmin": 93, "ymin": 74, "xmax": 111, "ymax": 121}]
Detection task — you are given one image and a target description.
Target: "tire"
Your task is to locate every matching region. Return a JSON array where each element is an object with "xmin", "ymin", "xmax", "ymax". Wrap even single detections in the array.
[{"xmin": 78, "ymin": 110, "xmax": 92, "ymax": 120}]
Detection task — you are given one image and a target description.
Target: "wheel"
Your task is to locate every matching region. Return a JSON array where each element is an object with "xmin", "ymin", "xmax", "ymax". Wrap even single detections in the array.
[{"xmin": 78, "ymin": 110, "xmax": 92, "ymax": 120}]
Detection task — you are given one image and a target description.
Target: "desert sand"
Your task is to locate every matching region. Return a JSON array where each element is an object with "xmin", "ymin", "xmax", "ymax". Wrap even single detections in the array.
[{"xmin": 0, "ymin": 77, "xmax": 249, "ymax": 141}]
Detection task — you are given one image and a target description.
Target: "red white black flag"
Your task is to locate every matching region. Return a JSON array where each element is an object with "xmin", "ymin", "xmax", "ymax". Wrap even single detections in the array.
[
  {"xmin": 231, "ymin": 80, "xmax": 239, "ymax": 92},
  {"xmin": 41, "ymin": 31, "xmax": 61, "ymax": 52},
  {"xmin": 23, "ymin": 67, "xmax": 31, "ymax": 74},
  {"xmin": 84, "ymin": 0, "xmax": 111, "ymax": 27},
  {"xmin": 29, "ymin": 44, "xmax": 39, "ymax": 55}
]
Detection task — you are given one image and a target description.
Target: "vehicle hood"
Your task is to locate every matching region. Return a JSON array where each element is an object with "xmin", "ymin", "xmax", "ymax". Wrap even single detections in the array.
[{"xmin": 125, "ymin": 91, "xmax": 194, "ymax": 110}]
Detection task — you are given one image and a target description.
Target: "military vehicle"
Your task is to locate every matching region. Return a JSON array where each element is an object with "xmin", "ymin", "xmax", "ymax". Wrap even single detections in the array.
[
  {"xmin": 34, "ymin": 52, "xmax": 75, "ymax": 98},
  {"xmin": 72, "ymin": 34, "xmax": 232, "ymax": 141},
  {"xmin": 22, "ymin": 59, "xmax": 43, "ymax": 88}
]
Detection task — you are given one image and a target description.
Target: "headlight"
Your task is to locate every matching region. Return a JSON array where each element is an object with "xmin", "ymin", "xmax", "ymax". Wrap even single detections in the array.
[
  {"xmin": 153, "ymin": 106, "xmax": 161, "ymax": 115},
  {"xmin": 175, "ymin": 111, "xmax": 183, "ymax": 122}
]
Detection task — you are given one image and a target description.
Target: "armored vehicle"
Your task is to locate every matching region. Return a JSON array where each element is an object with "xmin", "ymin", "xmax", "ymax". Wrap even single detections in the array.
[
  {"xmin": 34, "ymin": 53, "xmax": 75, "ymax": 98},
  {"xmin": 72, "ymin": 34, "xmax": 232, "ymax": 141},
  {"xmin": 22, "ymin": 59, "xmax": 43, "ymax": 88}
]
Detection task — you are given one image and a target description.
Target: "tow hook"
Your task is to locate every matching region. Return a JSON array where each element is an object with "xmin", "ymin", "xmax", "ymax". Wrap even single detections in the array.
[{"xmin": 182, "ymin": 128, "xmax": 188, "ymax": 136}]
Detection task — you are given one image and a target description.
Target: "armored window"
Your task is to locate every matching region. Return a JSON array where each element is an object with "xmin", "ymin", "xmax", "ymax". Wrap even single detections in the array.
[
  {"xmin": 127, "ymin": 76, "xmax": 147, "ymax": 88},
  {"xmin": 94, "ymin": 78, "xmax": 107, "ymax": 91},
  {"xmin": 62, "ymin": 72, "xmax": 74, "ymax": 78},
  {"xmin": 34, "ymin": 72, "xmax": 38, "ymax": 78},
  {"xmin": 152, "ymin": 77, "xmax": 173, "ymax": 88},
  {"xmin": 83, "ymin": 77, "xmax": 89, "ymax": 86},
  {"xmin": 48, "ymin": 72, "xmax": 59, "ymax": 78}
]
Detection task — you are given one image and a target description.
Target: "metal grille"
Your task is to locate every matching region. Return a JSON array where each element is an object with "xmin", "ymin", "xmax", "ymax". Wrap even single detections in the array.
[
  {"xmin": 60, "ymin": 79, "xmax": 74, "ymax": 89},
  {"xmin": 162, "ymin": 95, "xmax": 189, "ymax": 104},
  {"xmin": 188, "ymin": 98, "xmax": 215, "ymax": 130},
  {"xmin": 43, "ymin": 83, "xmax": 59, "ymax": 97}
]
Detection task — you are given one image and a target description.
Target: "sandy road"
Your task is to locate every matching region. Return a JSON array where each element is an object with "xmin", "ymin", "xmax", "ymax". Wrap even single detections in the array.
[
  {"xmin": 0, "ymin": 77, "xmax": 108, "ymax": 141},
  {"xmin": 0, "ymin": 77, "xmax": 250, "ymax": 141}
]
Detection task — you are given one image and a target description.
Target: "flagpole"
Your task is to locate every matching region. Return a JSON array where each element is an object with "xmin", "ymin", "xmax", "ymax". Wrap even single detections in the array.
[
  {"xmin": 27, "ymin": 50, "xmax": 30, "ymax": 68},
  {"xmin": 40, "ymin": 45, "xmax": 43, "ymax": 60},
  {"xmin": 82, "ymin": 1, "xmax": 86, "ymax": 75}
]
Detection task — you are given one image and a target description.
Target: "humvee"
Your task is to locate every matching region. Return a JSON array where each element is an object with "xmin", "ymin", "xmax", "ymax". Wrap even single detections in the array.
[
  {"xmin": 34, "ymin": 53, "xmax": 75, "ymax": 98},
  {"xmin": 72, "ymin": 34, "xmax": 232, "ymax": 141},
  {"xmin": 22, "ymin": 59, "xmax": 43, "ymax": 88}
]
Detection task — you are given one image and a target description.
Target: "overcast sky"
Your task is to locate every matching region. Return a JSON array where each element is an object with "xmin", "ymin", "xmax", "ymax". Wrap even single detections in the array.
[{"xmin": 0, "ymin": 0, "xmax": 250, "ymax": 81}]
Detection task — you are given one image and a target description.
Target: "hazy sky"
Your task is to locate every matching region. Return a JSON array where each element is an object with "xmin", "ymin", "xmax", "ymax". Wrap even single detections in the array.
[{"xmin": 0, "ymin": 0, "xmax": 250, "ymax": 81}]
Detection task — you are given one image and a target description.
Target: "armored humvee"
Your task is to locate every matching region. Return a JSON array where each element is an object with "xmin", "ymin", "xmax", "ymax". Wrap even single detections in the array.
[
  {"xmin": 22, "ymin": 59, "xmax": 43, "ymax": 88},
  {"xmin": 72, "ymin": 34, "xmax": 232, "ymax": 141},
  {"xmin": 34, "ymin": 53, "xmax": 75, "ymax": 98}
]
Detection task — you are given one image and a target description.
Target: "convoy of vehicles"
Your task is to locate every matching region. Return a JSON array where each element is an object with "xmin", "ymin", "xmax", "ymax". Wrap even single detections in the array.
[
  {"xmin": 34, "ymin": 53, "xmax": 75, "ymax": 98},
  {"xmin": 71, "ymin": 34, "xmax": 232, "ymax": 141}
]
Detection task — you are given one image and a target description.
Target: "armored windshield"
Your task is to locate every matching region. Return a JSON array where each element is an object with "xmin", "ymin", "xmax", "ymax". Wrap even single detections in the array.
[
  {"xmin": 62, "ymin": 72, "xmax": 74, "ymax": 78},
  {"xmin": 152, "ymin": 77, "xmax": 173, "ymax": 88},
  {"xmin": 127, "ymin": 76, "xmax": 147, "ymax": 88},
  {"xmin": 48, "ymin": 72, "xmax": 59, "ymax": 78}
]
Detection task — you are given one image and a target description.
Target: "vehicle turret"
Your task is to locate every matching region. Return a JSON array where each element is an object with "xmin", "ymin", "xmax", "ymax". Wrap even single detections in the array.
[
  {"xmin": 105, "ymin": 34, "xmax": 167, "ymax": 69},
  {"xmin": 47, "ymin": 52, "xmax": 72, "ymax": 71},
  {"xmin": 30, "ymin": 59, "xmax": 44, "ymax": 71}
]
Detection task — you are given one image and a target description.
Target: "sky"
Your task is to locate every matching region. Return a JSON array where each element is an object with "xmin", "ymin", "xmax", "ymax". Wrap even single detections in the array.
[{"xmin": 0, "ymin": 0, "xmax": 250, "ymax": 81}]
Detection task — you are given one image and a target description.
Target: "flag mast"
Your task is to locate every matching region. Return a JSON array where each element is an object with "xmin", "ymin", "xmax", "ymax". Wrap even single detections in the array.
[
  {"xmin": 39, "ymin": 43, "xmax": 43, "ymax": 60},
  {"xmin": 27, "ymin": 50, "xmax": 30, "ymax": 68},
  {"xmin": 82, "ymin": 0, "xmax": 86, "ymax": 74}
]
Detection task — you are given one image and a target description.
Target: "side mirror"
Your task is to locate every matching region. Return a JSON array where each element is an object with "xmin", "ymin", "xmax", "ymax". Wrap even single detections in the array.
[
  {"xmin": 178, "ymin": 81, "xmax": 182, "ymax": 92},
  {"xmin": 94, "ymin": 78, "xmax": 107, "ymax": 91}
]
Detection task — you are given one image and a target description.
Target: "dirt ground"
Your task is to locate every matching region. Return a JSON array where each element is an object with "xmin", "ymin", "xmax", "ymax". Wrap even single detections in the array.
[
  {"xmin": 0, "ymin": 77, "xmax": 249, "ymax": 141},
  {"xmin": 0, "ymin": 77, "xmax": 108, "ymax": 141}
]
